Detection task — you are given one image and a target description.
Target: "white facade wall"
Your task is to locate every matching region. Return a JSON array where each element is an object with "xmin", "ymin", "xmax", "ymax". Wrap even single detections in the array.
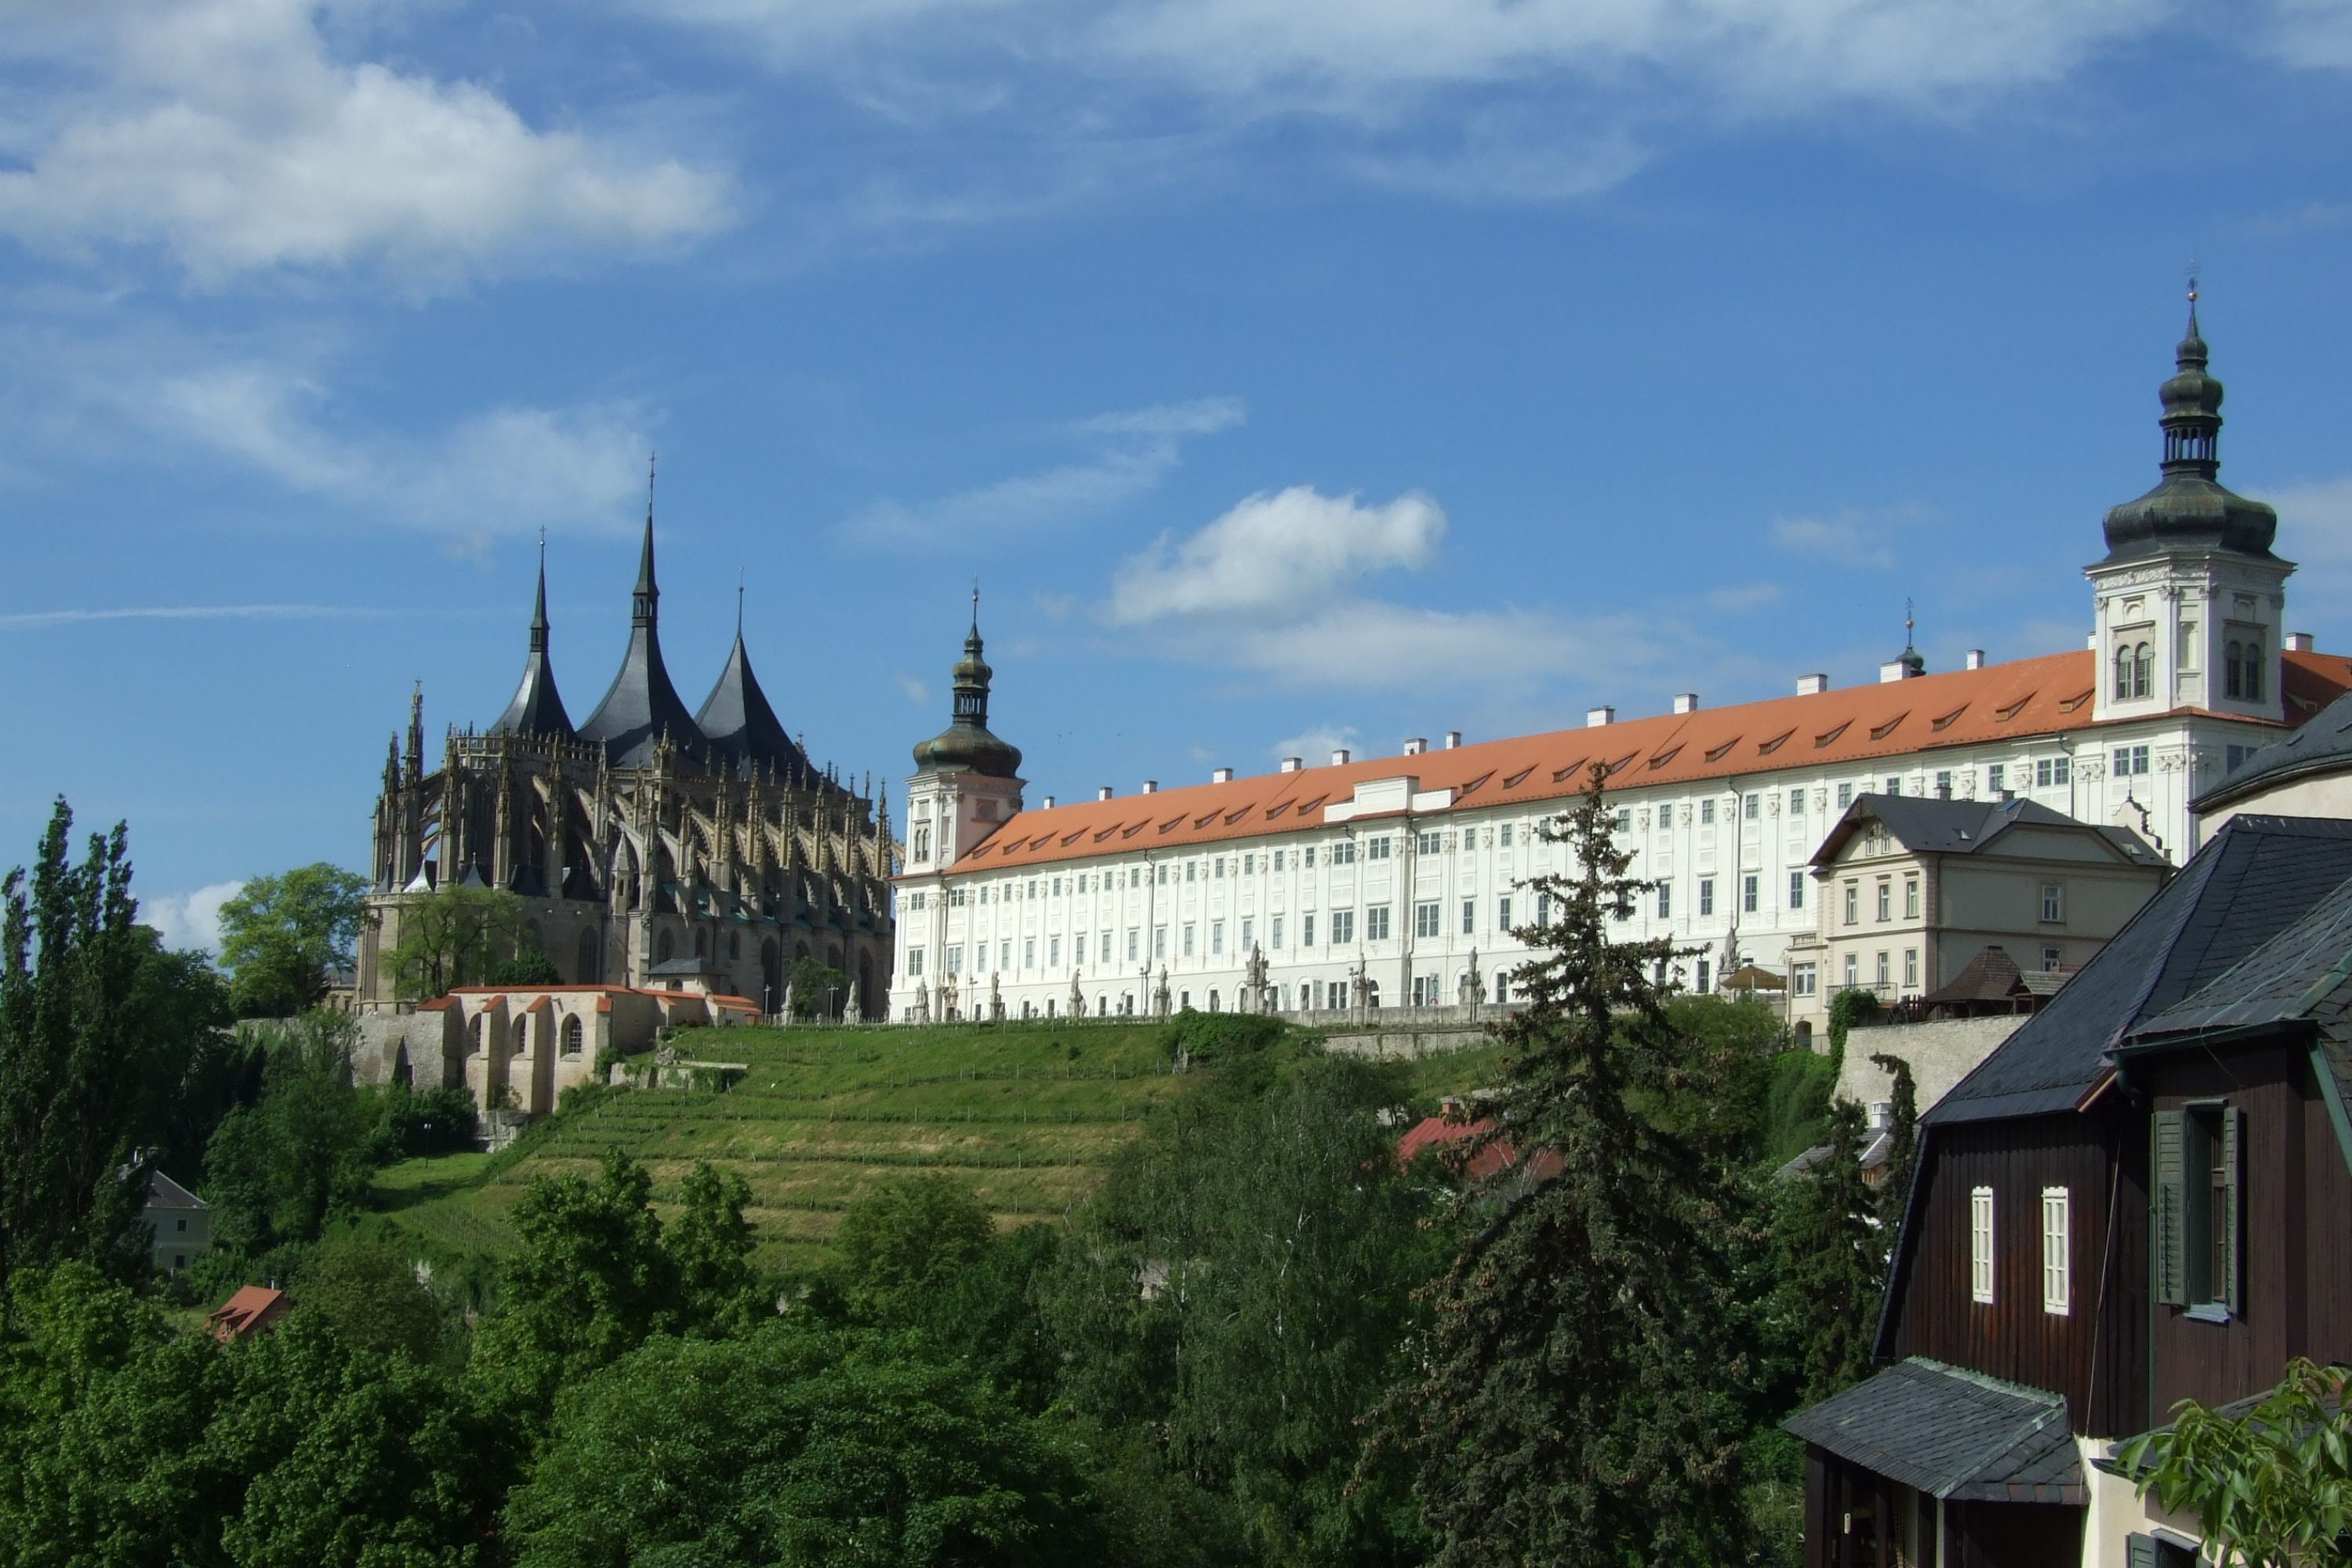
[{"xmin": 889, "ymin": 710, "xmax": 2270, "ymax": 1024}]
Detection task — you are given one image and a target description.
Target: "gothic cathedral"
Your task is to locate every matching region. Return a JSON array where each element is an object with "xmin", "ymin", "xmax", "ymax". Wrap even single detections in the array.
[{"xmin": 355, "ymin": 501, "xmax": 897, "ymax": 1017}]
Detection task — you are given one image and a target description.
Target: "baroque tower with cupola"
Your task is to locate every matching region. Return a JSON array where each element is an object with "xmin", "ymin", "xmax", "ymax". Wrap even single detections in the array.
[
  {"xmin": 2089, "ymin": 289, "xmax": 2292, "ymax": 726},
  {"xmin": 357, "ymin": 492, "xmax": 897, "ymax": 1018}
]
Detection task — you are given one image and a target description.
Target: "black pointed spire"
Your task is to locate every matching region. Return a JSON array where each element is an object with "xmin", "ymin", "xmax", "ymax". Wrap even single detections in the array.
[
  {"xmin": 2100, "ymin": 283, "xmax": 2278, "ymax": 564},
  {"xmin": 913, "ymin": 587, "xmax": 1022, "ymax": 778},
  {"xmin": 579, "ymin": 454, "xmax": 708, "ymax": 768},
  {"xmin": 490, "ymin": 534, "xmax": 575, "ymax": 739},
  {"xmin": 696, "ymin": 586, "xmax": 821, "ymax": 784}
]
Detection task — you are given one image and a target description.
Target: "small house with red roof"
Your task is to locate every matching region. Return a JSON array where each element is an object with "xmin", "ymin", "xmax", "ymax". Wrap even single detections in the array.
[
  {"xmin": 1396, "ymin": 1105, "xmax": 1563, "ymax": 1186},
  {"xmin": 207, "ymin": 1285, "xmax": 290, "ymax": 1345}
]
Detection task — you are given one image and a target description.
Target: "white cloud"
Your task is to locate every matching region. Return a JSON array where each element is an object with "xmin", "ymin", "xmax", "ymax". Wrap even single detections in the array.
[
  {"xmin": 1109, "ymin": 485, "xmax": 1446, "ymax": 624},
  {"xmin": 1706, "ymin": 582, "xmax": 1785, "ymax": 612},
  {"xmin": 2256, "ymin": 0, "xmax": 2352, "ymax": 67},
  {"xmin": 1270, "ymin": 724, "xmax": 1359, "ymax": 764},
  {"xmin": 839, "ymin": 394, "xmax": 1243, "ymax": 546},
  {"xmin": 0, "ymin": 603, "xmax": 466, "ymax": 630},
  {"xmin": 1102, "ymin": 482, "xmax": 1660, "ymax": 693},
  {"xmin": 139, "ymin": 358, "xmax": 655, "ymax": 538},
  {"xmin": 143, "ymin": 880, "xmax": 243, "ymax": 956},
  {"xmin": 894, "ymin": 671, "xmax": 930, "ymax": 705},
  {"xmin": 2261, "ymin": 477, "xmax": 2352, "ymax": 604},
  {"xmin": 1771, "ymin": 508, "xmax": 1912, "ymax": 569},
  {"xmin": 0, "ymin": 0, "xmax": 734, "ymax": 290}
]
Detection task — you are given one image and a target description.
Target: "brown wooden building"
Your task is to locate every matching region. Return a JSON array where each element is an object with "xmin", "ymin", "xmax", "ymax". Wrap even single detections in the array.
[{"xmin": 1787, "ymin": 815, "xmax": 2352, "ymax": 1567}]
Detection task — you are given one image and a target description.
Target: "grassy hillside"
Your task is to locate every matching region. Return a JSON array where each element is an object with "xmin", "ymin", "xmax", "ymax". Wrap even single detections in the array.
[{"xmin": 366, "ymin": 1018, "xmax": 1512, "ymax": 1276}]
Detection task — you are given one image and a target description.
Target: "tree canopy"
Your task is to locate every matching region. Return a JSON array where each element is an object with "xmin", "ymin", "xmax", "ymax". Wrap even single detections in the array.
[
  {"xmin": 216, "ymin": 864, "xmax": 369, "ymax": 1018},
  {"xmin": 386, "ymin": 885, "xmax": 545, "ymax": 1000}
]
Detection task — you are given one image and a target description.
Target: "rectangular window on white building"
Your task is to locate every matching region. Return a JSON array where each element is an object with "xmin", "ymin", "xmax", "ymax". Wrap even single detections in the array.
[
  {"xmin": 1904, "ymin": 949, "xmax": 1918, "ymax": 988},
  {"xmin": 1788, "ymin": 789, "xmax": 1805, "ymax": 815},
  {"xmin": 1875, "ymin": 951, "xmax": 1889, "ymax": 986},
  {"xmin": 1304, "ymin": 847, "xmax": 1316, "ymax": 867},
  {"xmin": 2042, "ymin": 884, "xmax": 2065, "ymax": 924},
  {"xmin": 1743, "ymin": 875, "xmax": 1759, "ymax": 914},
  {"xmin": 1744, "ymin": 793, "xmax": 1760, "ymax": 820},
  {"xmin": 1367, "ymin": 906, "xmax": 1391, "ymax": 941},
  {"xmin": 1614, "ymin": 808, "xmax": 1632, "ymax": 834},
  {"xmin": 1153, "ymin": 926, "xmax": 1167, "ymax": 960},
  {"xmin": 1243, "ymin": 853, "xmax": 1254, "ymax": 875},
  {"xmin": 1271, "ymin": 915, "xmax": 1284, "ymax": 949},
  {"xmin": 1792, "ymin": 963, "xmax": 1816, "ymax": 997},
  {"xmin": 1904, "ymin": 879, "xmax": 1920, "ymax": 919},
  {"xmin": 1789, "ymin": 872, "xmax": 1806, "ymax": 911},
  {"xmin": 1876, "ymin": 883, "xmax": 1892, "ymax": 921},
  {"xmin": 1210, "ymin": 922, "xmax": 1224, "ymax": 956},
  {"xmin": 1987, "ymin": 763, "xmax": 2005, "ymax": 792},
  {"xmin": 908, "ymin": 949, "xmax": 925, "ymax": 977},
  {"xmin": 1047, "ymin": 936, "xmax": 1059, "ymax": 967},
  {"xmin": 1301, "ymin": 913, "xmax": 1315, "ymax": 948},
  {"xmin": 949, "ymin": 887, "xmax": 967, "ymax": 909},
  {"xmin": 1844, "ymin": 953, "xmax": 1858, "ymax": 986},
  {"xmin": 1418, "ymin": 830, "xmax": 1442, "ymax": 855},
  {"xmin": 1330, "ymin": 840, "xmax": 1355, "ymax": 866},
  {"xmin": 999, "ymin": 941, "xmax": 1011, "ymax": 970},
  {"xmin": 1698, "ymin": 878, "xmax": 1715, "ymax": 917},
  {"xmin": 1272, "ymin": 849, "xmax": 1284, "ymax": 871},
  {"xmin": 1935, "ymin": 771, "xmax": 1952, "ymax": 797},
  {"xmin": 1461, "ymin": 898, "xmax": 1475, "ymax": 935},
  {"xmin": 1657, "ymin": 884, "xmax": 1672, "ymax": 919},
  {"xmin": 946, "ymin": 944, "xmax": 963, "ymax": 973},
  {"xmin": 1972, "ymin": 1187, "xmax": 1996, "ymax": 1304},
  {"xmin": 1415, "ymin": 902, "xmax": 1440, "ymax": 938},
  {"xmin": 1499, "ymin": 822, "xmax": 1514, "ymax": 847},
  {"xmin": 1661, "ymin": 804, "xmax": 1675, "ymax": 829},
  {"xmin": 1328, "ymin": 910, "xmax": 1351, "ymax": 945},
  {"xmin": 1240, "ymin": 918, "xmax": 1253, "ymax": 950},
  {"xmin": 1498, "ymin": 895, "xmax": 1512, "ymax": 931},
  {"xmin": 1843, "ymin": 884, "xmax": 1858, "ymax": 925},
  {"xmin": 1366, "ymin": 836, "xmax": 1392, "ymax": 861},
  {"xmin": 1838, "ymin": 782, "xmax": 1854, "ymax": 808},
  {"xmin": 1698, "ymin": 800, "xmax": 1713, "ymax": 825},
  {"xmin": 2042, "ymin": 1187, "xmax": 2071, "ymax": 1316},
  {"xmin": 1127, "ymin": 929, "xmax": 1138, "ymax": 960},
  {"xmin": 1183, "ymin": 924, "xmax": 1196, "ymax": 957}
]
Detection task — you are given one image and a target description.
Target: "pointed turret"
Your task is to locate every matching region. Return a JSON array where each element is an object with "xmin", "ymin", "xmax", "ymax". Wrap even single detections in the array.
[
  {"xmin": 578, "ymin": 462, "xmax": 709, "ymax": 769},
  {"xmin": 488, "ymin": 539, "xmax": 575, "ymax": 739},
  {"xmin": 695, "ymin": 599, "xmax": 818, "ymax": 782},
  {"xmin": 2098, "ymin": 287, "xmax": 2280, "ymax": 565},
  {"xmin": 912, "ymin": 588, "xmax": 1022, "ymax": 778}
]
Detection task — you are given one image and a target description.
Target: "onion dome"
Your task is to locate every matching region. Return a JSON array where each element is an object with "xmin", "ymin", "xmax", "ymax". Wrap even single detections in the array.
[
  {"xmin": 487, "ymin": 541, "xmax": 575, "ymax": 739},
  {"xmin": 577, "ymin": 483, "xmax": 709, "ymax": 770},
  {"xmin": 2098, "ymin": 292, "xmax": 2279, "ymax": 564},
  {"xmin": 696, "ymin": 592, "xmax": 819, "ymax": 782},
  {"xmin": 912, "ymin": 593, "xmax": 1022, "ymax": 778}
]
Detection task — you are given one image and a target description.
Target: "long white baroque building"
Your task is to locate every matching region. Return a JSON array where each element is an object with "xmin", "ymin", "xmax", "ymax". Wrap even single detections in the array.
[{"xmin": 888, "ymin": 305, "xmax": 2351, "ymax": 1023}]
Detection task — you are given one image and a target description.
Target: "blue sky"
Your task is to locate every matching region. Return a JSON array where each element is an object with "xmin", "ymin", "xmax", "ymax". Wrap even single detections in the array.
[{"xmin": 4, "ymin": 0, "xmax": 2350, "ymax": 950}]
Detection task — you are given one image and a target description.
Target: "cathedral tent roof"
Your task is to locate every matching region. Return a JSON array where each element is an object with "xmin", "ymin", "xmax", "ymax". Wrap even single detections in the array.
[
  {"xmin": 488, "ymin": 547, "xmax": 575, "ymax": 740},
  {"xmin": 696, "ymin": 626, "xmax": 815, "ymax": 781},
  {"xmin": 577, "ymin": 507, "xmax": 709, "ymax": 770}
]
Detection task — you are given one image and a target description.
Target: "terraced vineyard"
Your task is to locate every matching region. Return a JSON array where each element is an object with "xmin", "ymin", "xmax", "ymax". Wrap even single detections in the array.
[{"xmin": 367, "ymin": 1018, "xmax": 1509, "ymax": 1274}]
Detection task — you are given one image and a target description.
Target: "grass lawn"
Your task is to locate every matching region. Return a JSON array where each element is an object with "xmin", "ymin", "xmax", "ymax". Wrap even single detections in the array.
[{"xmin": 364, "ymin": 1017, "xmax": 1514, "ymax": 1277}]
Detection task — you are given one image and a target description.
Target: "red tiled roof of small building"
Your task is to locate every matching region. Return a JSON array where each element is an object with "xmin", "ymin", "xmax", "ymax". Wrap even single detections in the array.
[
  {"xmin": 1396, "ymin": 1114, "xmax": 1563, "ymax": 1184},
  {"xmin": 927, "ymin": 648, "xmax": 2352, "ymax": 876},
  {"xmin": 207, "ymin": 1285, "xmax": 291, "ymax": 1344}
]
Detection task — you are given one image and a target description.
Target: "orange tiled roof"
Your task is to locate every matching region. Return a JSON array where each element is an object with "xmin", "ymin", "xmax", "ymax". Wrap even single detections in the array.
[
  {"xmin": 207, "ymin": 1285, "xmax": 289, "ymax": 1344},
  {"xmin": 935, "ymin": 648, "xmax": 2352, "ymax": 876}
]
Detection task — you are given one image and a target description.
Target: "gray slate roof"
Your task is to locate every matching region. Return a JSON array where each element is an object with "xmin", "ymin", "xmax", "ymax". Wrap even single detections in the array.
[
  {"xmin": 695, "ymin": 633, "xmax": 819, "ymax": 784},
  {"xmin": 2127, "ymin": 872, "xmax": 2352, "ymax": 1044},
  {"xmin": 145, "ymin": 1171, "xmax": 207, "ymax": 1210},
  {"xmin": 1783, "ymin": 1356, "xmax": 2085, "ymax": 1504},
  {"xmin": 1813, "ymin": 793, "xmax": 2157, "ymax": 869},
  {"xmin": 2194, "ymin": 684, "xmax": 2352, "ymax": 814},
  {"xmin": 1926, "ymin": 815, "xmax": 2352, "ymax": 1125}
]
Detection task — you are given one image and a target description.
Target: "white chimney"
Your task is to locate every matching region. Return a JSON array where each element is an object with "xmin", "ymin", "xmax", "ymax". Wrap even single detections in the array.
[
  {"xmin": 2087, "ymin": 633, "xmax": 2099, "ymax": 651},
  {"xmin": 1211, "ymin": 767, "xmax": 1233, "ymax": 784},
  {"xmin": 1142, "ymin": 780, "xmax": 1158, "ymax": 794},
  {"xmin": 1586, "ymin": 706, "xmax": 1615, "ymax": 728},
  {"xmin": 1041, "ymin": 795, "xmax": 1054, "ymax": 809},
  {"xmin": 1443, "ymin": 730, "xmax": 1462, "ymax": 750},
  {"xmin": 1672, "ymin": 693, "xmax": 1700, "ymax": 715},
  {"xmin": 1961, "ymin": 649, "xmax": 1983, "ymax": 670},
  {"xmin": 1330, "ymin": 748, "xmax": 1352, "ymax": 766},
  {"xmin": 1403, "ymin": 737, "xmax": 1427, "ymax": 756},
  {"xmin": 1097, "ymin": 786, "xmax": 1113, "ymax": 801},
  {"xmin": 1796, "ymin": 673, "xmax": 1829, "ymax": 696},
  {"xmin": 1279, "ymin": 757, "xmax": 1303, "ymax": 774},
  {"xmin": 2288, "ymin": 631, "xmax": 2315, "ymax": 652},
  {"xmin": 1879, "ymin": 659, "xmax": 1916, "ymax": 683}
]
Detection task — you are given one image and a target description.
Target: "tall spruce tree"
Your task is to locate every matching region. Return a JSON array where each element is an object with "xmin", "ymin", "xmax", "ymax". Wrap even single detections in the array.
[
  {"xmin": 1867, "ymin": 1051, "xmax": 1918, "ymax": 1241},
  {"xmin": 1382, "ymin": 771, "xmax": 1755, "ymax": 1566},
  {"xmin": 0, "ymin": 800, "xmax": 154, "ymax": 1282},
  {"xmin": 1780, "ymin": 1096, "xmax": 1882, "ymax": 1403}
]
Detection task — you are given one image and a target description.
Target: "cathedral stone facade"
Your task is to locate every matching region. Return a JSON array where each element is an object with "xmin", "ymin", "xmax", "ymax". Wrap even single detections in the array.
[{"xmin": 356, "ymin": 505, "xmax": 896, "ymax": 1018}]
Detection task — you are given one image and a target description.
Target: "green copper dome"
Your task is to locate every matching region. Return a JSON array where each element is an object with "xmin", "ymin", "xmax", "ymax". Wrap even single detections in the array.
[
  {"xmin": 913, "ymin": 603, "xmax": 1022, "ymax": 778},
  {"xmin": 2098, "ymin": 298, "xmax": 2279, "ymax": 565}
]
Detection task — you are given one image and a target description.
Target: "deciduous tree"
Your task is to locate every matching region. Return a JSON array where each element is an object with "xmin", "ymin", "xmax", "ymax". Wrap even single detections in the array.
[
  {"xmin": 216, "ymin": 864, "xmax": 368, "ymax": 1018},
  {"xmin": 2118, "ymin": 1357, "xmax": 2352, "ymax": 1567},
  {"xmin": 385, "ymin": 885, "xmax": 542, "ymax": 1000}
]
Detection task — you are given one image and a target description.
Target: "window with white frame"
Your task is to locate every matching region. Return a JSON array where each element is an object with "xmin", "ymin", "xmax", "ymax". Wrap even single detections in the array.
[
  {"xmin": 1240, "ymin": 918, "xmax": 1253, "ymax": 950},
  {"xmin": 1329, "ymin": 910, "xmax": 1352, "ymax": 945},
  {"xmin": 1367, "ymin": 906, "xmax": 1392, "ymax": 941},
  {"xmin": 1698, "ymin": 799, "xmax": 1714, "ymax": 825},
  {"xmin": 1792, "ymin": 963, "xmax": 1817, "ymax": 997},
  {"xmin": 1743, "ymin": 874, "xmax": 1759, "ymax": 914},
  {"xmin": 1366, "ymin": 836, "xmax": 1392, "ymax": 861},
  {"xmin": 1661, "ymin": 804, "xmax": 1676, "ymax": 829},
  {"xmin": 1843, "ymin": 884, "xmax": 1858, "ymax": 925},
  {"xmin": 1210, "ymin": 921, "xmax": 1224, "ymax": 956},
  {"xmin": 1497, "ymin": 895, "xmax": 1512, "ymax": 930},
  {"xmin": 1657, "ymin": 883, "xmax": 1672, "ymax": 919},
  {"xmin": 1788, "ymin": 788, "xmax": 1805, "ymax": 815},
  {"xmin": 1330, "ymin": 840, "xmax": 1356, "ymax": 866},
  {"xmin": 1904, "ymin": 878, "xmax": 1920, "ymax": 919},
  {"xmin": 1499, "ymin": 822, "xmax": 1514, "ymax": 847},
  {"xmin": 1699, "ymin": 877, "xmax": 1715, "ymax": 916},
  {"xmin": 1744, "ymin": 793, "xmax": 1760, "ymax": 820},
  {"xmin": 949, "ymin": 887, "xmax": 967, "ymax": 909},
  {"xmin": 908, "ymin": 949, "xmax": 925, "ymax": 977},
  {"xmin": 1904, "ymin": 949, "xmax": 1918, "ymax": 988},
  {"xmin": 911, "ymin": 825, "xmax": 932, "ymax": 862},
  {"xmin": 2041, "ymin": 883, "xmax": 2065, "ymax": 924},
  {"xmin": 1182, "ymin": 924, "xmax": 1196, "ymax": 957},
  {"xmin": 1789, "ymin": 871, "xmax": 1806, "ymax": 911},
  {"xmin": 2042, "ymin": 1187, "xmax": 2071, "ymax": 1316},
  {"xmin": 1876, "ymin": 882, "xmax": 1891, "ymax": 921},
  {"xmin": 1153, "ymin": 926, "xmax": 1167, "ymax": 960},
  {"xmin": 1987, "ymin": 763, "xmax": 2005, "ymax": 792},
  {"xmin": 1126, "ymin": 928, "xmax": 1138, "ymax": 960},
  {"xmin": 999, "ymin": 940, "xmax": 1011, "ymax": 970},
  {"xmin": 1844, "ymin": 953, "xmax": 1859, "ymax": 986},
  {"xmin": 1271, "ymin": 915, "xmax": 1284, "ymax": 949},
  {"xmin": 946, "ymin": 944, "xmax": 963, "ymax": 973},
  {"xmin": 1417, "ymin": 830, "xmax": 1443, "ymax": 855},
  {"xmin": 1415, "ymin": 902, "xmax": 1441, "ymax": 938},
  {"xmin": 1838, "ymin": 782, "xmax": 1854, "ymax": 808},
  {"xmin": 1302, "ymin": 913, "xmax": 1316, "ymax": 948},
  {"xmin": 1049, "ymin": 936, "xmax": 1061, "ymax": 967},
  {"xmin": 1461, "ymin": 898, "xmax": 1475, "ymax": 935},
  {"xmin": 1971, "ymin": 1186, "xmax": 1996, "ymax": 1304}
]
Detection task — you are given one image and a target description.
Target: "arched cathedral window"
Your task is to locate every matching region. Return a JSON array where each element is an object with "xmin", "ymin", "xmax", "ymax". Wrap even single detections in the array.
[{"xmin": 2132, "ymin": 642, "xmax": 2153, "ymax": 699}]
